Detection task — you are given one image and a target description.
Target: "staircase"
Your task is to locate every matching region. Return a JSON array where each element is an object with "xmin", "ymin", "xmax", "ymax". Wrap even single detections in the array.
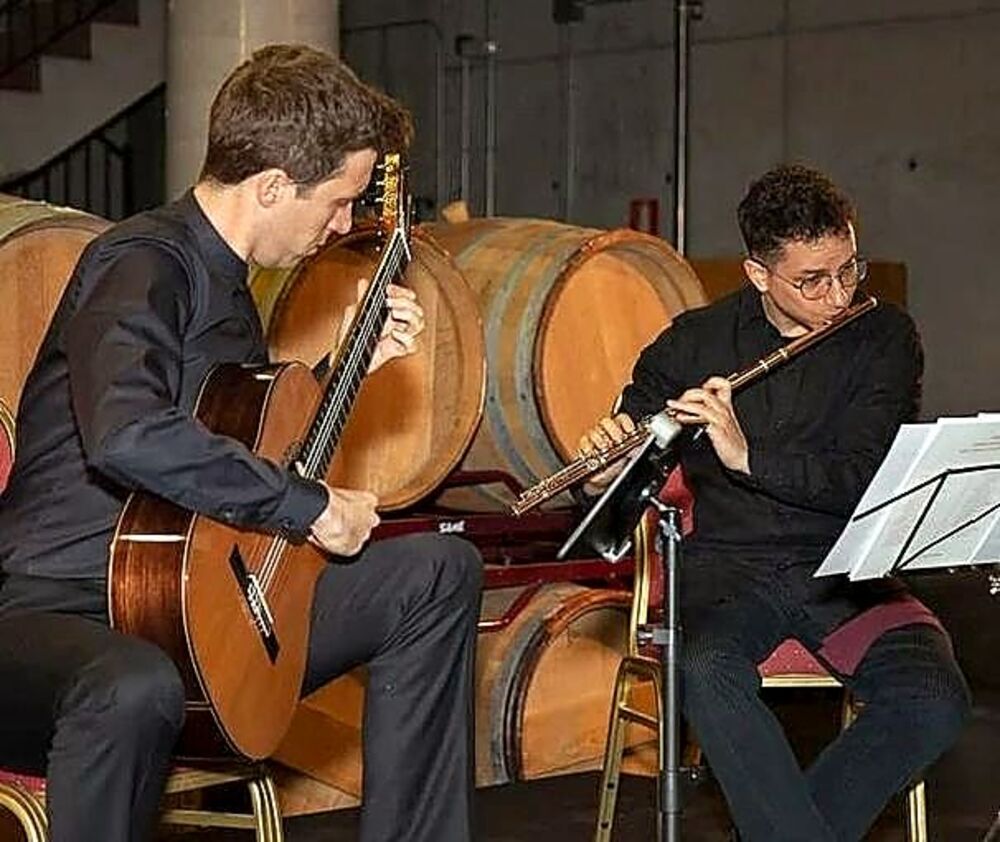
[
  {"xmin": 0, "ymin": 0, "xmax": 165, "ymax": 195},
  {"xmin": 0, "ymin": 0, "xmax": 139, "ymax": 91}
]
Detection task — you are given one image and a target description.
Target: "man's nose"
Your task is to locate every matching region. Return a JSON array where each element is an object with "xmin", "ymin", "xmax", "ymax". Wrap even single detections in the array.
[{"xmin": 827, "ymin": 276, "xmax": 852, "ymax": 306}]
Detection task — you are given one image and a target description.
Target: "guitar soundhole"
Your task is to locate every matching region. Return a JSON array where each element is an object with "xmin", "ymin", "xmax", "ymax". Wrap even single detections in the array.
[{"xmin": 227, "ymin": 545, "xmax": 280, "ymax": 663}]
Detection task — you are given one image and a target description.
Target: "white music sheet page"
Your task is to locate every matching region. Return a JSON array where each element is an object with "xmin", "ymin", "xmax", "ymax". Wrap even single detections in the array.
[
  {"xmin": 815, "ymin": 423, "xmax": 935, "ymax": 577},
  {"xmin": 816, "ymin": 416, "xmax": 1000, "ymax": 580}
]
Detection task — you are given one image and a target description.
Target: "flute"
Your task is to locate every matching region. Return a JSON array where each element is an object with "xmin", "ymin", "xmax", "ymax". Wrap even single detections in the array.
[{"xmin": 510, "ymin": 295, "xmax": 878, "ymax": 516}]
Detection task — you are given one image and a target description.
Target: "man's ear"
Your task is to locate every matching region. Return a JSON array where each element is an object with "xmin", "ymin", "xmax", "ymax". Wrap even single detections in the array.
[
  {"xmin": 253, "ymin": 169, "xmax": 292, "ymax": 209},
  {"xmin": 743, "ymin": 257, "xmax": 770, "ymax": 293}
]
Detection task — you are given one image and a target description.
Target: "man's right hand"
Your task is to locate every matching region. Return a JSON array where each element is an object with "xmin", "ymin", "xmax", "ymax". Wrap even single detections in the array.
[
  {"xmin": 577, "ymin": 412, "xmax": 637, "ymax": 494},
  {"xmin": 308, "ymin": 483, "xmax": 380, "ymax": 556}
]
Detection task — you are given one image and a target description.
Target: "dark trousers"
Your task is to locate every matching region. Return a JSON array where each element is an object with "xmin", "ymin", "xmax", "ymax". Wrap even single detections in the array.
[
  {"xmin": 0, "ymin": 532, "xmax": 482, "ymax": 842},
  {"xmin": 680, "ymin": 554, "xmax": 971, "ymax": 842}
]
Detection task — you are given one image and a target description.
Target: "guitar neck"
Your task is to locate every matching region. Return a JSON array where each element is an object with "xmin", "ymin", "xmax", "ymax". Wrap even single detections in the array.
[{"xmin": 297, "ymin": 226, "xmax": 409, "ymax": 480}]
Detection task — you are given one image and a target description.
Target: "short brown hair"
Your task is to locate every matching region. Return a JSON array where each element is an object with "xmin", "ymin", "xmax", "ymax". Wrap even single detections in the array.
[
  {"xmin": 200, "ymin": 44, "xmax": 413, "ymax": 188},
  {"xmin": 737, "ymin": 164, "xmax": 856, "ymax": 263}
]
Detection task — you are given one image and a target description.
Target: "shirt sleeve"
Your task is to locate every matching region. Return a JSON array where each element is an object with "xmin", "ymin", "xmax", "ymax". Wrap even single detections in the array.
[
  {"xmin": 66, "ymin": 246, "xmax": 327, "ymax": 541},
  {"xmin": 736, "ymin": 310, "xmax": 923, "ymax": 517},
  {"xmin": 619, "ymin": 326, "xmax": 688, "ymax": 421}
]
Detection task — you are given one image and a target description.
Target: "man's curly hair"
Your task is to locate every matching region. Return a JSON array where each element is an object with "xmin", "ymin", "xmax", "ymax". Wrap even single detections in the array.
[{"xmin": 737, "ymin": 164, "xmax": 856, "ymax": 263}]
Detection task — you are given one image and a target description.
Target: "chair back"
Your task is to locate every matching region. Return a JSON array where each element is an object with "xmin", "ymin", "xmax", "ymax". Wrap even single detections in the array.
[
  {"xmin": 627, "ymin": 467, "xmax": 694, "ymax": 658},
  {"xmin": 0, "ymin": 397, "xmax": 14, "ymax": 492}
]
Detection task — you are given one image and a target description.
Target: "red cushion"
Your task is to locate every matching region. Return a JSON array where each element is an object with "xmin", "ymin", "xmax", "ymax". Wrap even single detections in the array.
[
  {"xmin": 757, "ymin": 638, "xmax": 831, "ymax": 678},
  {"xmin": 0, "ymin": 768, "xmax": 46, "ymax": 795}
]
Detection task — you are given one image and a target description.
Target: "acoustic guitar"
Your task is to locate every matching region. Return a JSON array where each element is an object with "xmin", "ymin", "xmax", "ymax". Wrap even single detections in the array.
[{"xmin": 109, "ymin": 154, "xmax": 410, "ymax": 760}]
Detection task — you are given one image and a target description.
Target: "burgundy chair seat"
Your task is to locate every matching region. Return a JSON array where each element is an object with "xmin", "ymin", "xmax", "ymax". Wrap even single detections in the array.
[
  {"xmin": 758, "ymin": 638, "xmax": 831, "ymax": 678},
  {"xmin": 0, "ymin": 768, "xmax": 46, "ymax": 795}
]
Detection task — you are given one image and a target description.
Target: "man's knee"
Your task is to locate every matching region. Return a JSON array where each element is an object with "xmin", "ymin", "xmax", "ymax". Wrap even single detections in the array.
[
  {"xmin": 909, "ymin": 671, "xmax": 971, "ymax": 758},
  {"xmin": 681, "ymin": 633, "xmax": 759, "ymax": 701},
  {"xmin": 400, "ymin": 533, "xmax": 483, "ymax": 607},
  {"xmin": 61, "ymin": 640, "xmax": 185, "ymax": 740}
]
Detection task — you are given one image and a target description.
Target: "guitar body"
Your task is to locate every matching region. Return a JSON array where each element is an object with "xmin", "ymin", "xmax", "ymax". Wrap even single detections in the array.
[{"xmin": 109, "ymin": 361, "xmax": 328, "ymax": 760}]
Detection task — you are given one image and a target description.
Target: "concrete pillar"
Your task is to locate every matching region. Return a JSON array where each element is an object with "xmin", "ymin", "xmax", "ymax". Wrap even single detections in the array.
[{"xmin": 165, "ymin": 0, "xmax": 339, "ymax": 198}]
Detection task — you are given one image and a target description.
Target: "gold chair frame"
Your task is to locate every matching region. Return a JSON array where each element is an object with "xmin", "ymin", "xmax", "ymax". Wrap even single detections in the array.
[
  {"xmin": 595, "ymin": 518, "xmax": 927, "ymax": 841},
  {"xmin": 0, "ymin": 763, "xmax": 284, "ymax": 841},
  {"xmin": 1, "ymin": 393, "xmax": 283, "ymax": 840}
]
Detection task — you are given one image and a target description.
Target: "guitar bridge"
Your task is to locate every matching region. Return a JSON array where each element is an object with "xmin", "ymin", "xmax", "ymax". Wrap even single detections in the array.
[{"xmin": 228, "ymin": 545, "xmax": 280, "ymax": 663}]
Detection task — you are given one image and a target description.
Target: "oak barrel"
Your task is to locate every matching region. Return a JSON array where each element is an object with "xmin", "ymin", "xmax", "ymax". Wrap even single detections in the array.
[
  {"xmin": 422, "ymin": 218, "xmax": 707, "ymax": 509},
  {"xmin": 250, "ymin": 226, "xmax": 485, "ymax": 510},
  {"xmin": 0, "ymin": 195, "xmax": 109, "ymax": 412},
  {"xmin": 272, "ymin": 581, "xmax": 638, "ymax": 805}
]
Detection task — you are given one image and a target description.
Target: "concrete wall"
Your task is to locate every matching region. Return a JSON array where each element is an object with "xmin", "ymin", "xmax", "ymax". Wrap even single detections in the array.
[{"xmin": 341, "ymin": 0, "xmax": 1000, "ymax": 420}]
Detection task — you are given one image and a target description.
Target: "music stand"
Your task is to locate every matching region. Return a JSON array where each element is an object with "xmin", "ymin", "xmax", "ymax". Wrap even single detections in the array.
[
  {"xmin": 558, "ymin": 415, "xmax": 692, "ymax": 842},
  {"xmin": 815, "ymin": 420, "xmax": 1000, "ymax": 842}
]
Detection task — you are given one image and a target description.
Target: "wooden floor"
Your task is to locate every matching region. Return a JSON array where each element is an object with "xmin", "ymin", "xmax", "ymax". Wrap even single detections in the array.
[{"xmin": 158, "ymin": 688, "xmax": 1000, "ymax": 841}]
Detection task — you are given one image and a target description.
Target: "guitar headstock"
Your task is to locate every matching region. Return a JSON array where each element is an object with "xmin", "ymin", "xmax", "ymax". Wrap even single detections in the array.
[{"xmin": 374, "ymin": 152, "xmax": 409, "ymax": 237}]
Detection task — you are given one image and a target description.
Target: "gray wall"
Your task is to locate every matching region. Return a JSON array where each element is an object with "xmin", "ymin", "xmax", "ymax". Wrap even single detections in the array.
[{"xmin": 341, "ymin": 0, "xmax": 1000, "ymax": 420}]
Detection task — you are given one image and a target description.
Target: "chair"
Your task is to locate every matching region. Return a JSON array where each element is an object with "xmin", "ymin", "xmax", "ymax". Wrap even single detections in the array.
[
  {"xmin": 0, "ymin": 762, "xmax": 284, "ymax": 841},
  {"xmin": 0, "ymin": 397, "xmax": 14, "ymax": 492},
  {"xmin": 0, "ymin": 403, "xmax": 285, "ymax": 841},
  {"xmin": 595, "ymin": 503, "xmax": 928, "ymax": 842}
]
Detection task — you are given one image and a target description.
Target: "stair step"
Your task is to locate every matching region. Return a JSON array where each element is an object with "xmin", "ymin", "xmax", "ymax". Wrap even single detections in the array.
[
  {"xmin": 0, "ymin": 60, "xmax": 41, "ymax": 91},
  {"xmin": 94, "ymin": 0, "xmax": 139, "ymax": 26},
  {"xmin": 46, "ymin": 22, "xmax": 92, "ymax": 59},
  {"xmin": 0, "ymin": 0, "xmax": 140, "ymax": 92}
]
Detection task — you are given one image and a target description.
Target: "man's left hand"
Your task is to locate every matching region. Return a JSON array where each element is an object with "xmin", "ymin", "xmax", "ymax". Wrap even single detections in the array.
[
  {"xmin": 337, "ymin": 281, "xmax": 425, "ymax": 375},
  {"xmin": 666, "ymin": 376, "xmax": 750, "ymax": 474}
]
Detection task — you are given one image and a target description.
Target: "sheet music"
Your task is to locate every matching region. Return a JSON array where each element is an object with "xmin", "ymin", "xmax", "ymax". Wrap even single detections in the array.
[
  {"xmin": 815, "ymin": 424, "xmax": 933, "ymax": 576},
  {"xmin": 816, "ymin": 415, "xmax": 1000, "ymax": 581}
]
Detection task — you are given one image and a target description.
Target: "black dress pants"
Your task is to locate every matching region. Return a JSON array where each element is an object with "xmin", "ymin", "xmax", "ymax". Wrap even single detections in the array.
[
  {"xmin": 680, "ymin": 553, "xmax": 971, "ymax": 842},
  {"xmin": 0, "ymin": 532, "xmax": 482, "ymax": 842}
]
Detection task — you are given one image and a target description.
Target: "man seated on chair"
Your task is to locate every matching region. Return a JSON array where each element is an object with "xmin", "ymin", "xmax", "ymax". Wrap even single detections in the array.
[
  {"xmin": 580, "ymin": 164, "xmax": 969, "ymax": 841},
  {"xmin": 0, "ymin": 44, "xmax": 481, "ymax": 842}
]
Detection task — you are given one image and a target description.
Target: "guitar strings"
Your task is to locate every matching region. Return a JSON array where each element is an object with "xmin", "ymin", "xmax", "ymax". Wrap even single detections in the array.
[{"xmin": 257, "ymin": 229, "xmax": 407, "ymax": 592}]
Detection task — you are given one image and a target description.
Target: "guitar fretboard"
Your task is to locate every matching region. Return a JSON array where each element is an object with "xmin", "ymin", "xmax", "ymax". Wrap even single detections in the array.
[{"xmin": 297, "ymin": 226, "xmax": 409, "ymax": 480}]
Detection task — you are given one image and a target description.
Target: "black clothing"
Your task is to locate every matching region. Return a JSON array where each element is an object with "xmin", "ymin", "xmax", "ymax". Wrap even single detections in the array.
[
  {"xmin": 620, "ymin": 286, "xmax": 922, "ymax": 560},
  {"xmin": 0, "ymin": 192, "xmax": 481, "ymax": 842},
  {"xmin": 682, "ymin": 574, "xmax": 967, "ymax": 842},
  {"xmin": 618, "ymin": 288, "xmax": 969, "ymax": 841},
  {"xmin": 0, "ymin": 534, "xmax": 480, "ymax": 842},
  {"xmin": 0, "ymin": 191, "xmax": 325, "ymax": 613}
]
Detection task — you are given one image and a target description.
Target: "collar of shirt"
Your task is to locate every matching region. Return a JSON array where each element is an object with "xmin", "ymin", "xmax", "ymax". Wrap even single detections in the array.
[{"xmin": 178, "ymin": 189, "xmax": 248, "ymax": 291}]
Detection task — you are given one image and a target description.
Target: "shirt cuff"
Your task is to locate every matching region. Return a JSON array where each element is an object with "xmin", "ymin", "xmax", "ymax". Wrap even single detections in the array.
[
  {"xmin": 729, "ymin": 444, "xmax": 776, "ymax": 494},
  {"xmin": 269, "ymin": 474, "xmax": 328, "ymax": 543}
]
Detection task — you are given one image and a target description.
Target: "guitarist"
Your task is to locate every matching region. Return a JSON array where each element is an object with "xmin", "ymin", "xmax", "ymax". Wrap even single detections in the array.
[{"xmin": 0, "ymin": 45, "xmax": 481, "ymax": 842}]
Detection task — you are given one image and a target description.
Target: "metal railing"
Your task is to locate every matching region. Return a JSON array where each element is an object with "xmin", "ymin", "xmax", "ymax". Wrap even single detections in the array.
[
  {"xmin": 0, "ymin": 0, "xmax": 124, "ymax": 79},
  {"xmin": 1, "ymin": 82, "xmax": 165, "ymax": 219}
]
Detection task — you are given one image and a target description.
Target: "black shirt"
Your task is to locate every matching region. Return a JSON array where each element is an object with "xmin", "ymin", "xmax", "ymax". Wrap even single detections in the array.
[
  {"xmin": 0, "ymin": 192, "xmax": 326, "ymax": 614},
  {"xmin": 619, "ymin": 286, "xmax": 923, "ymax": 565}
]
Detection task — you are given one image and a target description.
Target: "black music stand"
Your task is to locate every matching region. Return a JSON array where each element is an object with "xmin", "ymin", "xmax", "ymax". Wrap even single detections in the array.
[{"xmin": 558, "ymin": 426, "xmax": 689, "ymax": 842}]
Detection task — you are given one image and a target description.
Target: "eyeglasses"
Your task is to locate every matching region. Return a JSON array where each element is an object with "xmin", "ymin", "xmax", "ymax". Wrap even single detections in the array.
[{"xmin": 753, "ymin": 256, "xmax": 869, "ymax": 300}]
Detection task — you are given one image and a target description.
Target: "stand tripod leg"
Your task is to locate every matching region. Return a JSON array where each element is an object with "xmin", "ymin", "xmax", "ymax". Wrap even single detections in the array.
[{"xmin": 649, "ymin": 499, "xmax": 683, "ymax": 842}]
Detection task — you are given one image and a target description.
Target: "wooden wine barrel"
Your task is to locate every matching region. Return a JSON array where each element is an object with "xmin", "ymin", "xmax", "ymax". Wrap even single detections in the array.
[
  {"xmin": 422, "ymin": 218, "xmax": 707, "ymax": 509},
  {"xmin": 249, "ymin": 226, "xmax": 485, "ymax": 510},
  {"xmin": 272, "ymin": 581, "xmax": 641, "ymax": 807},
  {"xmin": 0, "ymin": 195, "xmax": 109, "ymax": 412},
  {"xmin": 690, "ymin": 257, "xmax": 908, "ymax": 309}
]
